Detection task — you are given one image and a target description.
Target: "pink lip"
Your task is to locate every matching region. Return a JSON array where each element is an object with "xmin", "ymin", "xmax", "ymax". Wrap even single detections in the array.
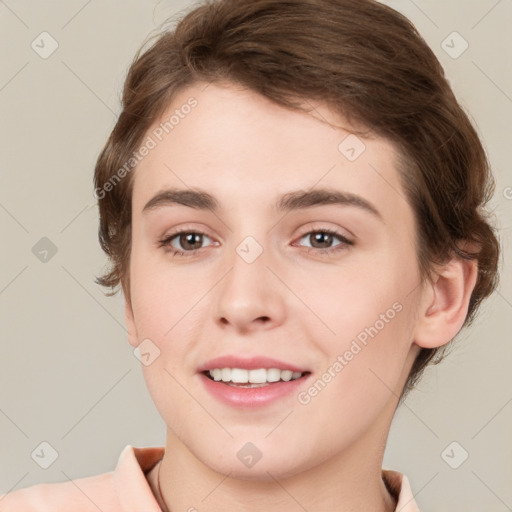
[
  {"xmin": 198, "ymin": 372, "xmax": 311, "ymax": 409},
  {"xmin": 197, "ymin": 355, "xmax": 308, "ymax": 373},
  {"xmin": 197, "ymin": 355, "xmax": 311, "ymax": 409}
]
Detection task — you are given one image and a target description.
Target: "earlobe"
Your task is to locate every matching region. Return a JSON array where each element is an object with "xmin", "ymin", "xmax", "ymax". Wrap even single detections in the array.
[{"xmin": 414, "ymin": 256, "xmax": 478, "ymax": 349}]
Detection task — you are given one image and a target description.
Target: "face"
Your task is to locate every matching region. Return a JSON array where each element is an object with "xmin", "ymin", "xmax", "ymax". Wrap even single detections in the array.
[{"xmin": 125, "ymin": 81, "xmax": 424, "ymax": 479}]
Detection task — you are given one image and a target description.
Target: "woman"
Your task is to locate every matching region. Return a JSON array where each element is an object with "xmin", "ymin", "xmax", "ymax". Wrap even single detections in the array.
[{"xmin": 0, "ymin": 0, "xmax": 500, "ymax": 510}]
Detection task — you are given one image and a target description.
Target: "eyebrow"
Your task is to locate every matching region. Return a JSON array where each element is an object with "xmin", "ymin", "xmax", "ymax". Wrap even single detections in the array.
[{"xmin": 142, "ymin": 187, "xmax": 382, "ymax": 220}]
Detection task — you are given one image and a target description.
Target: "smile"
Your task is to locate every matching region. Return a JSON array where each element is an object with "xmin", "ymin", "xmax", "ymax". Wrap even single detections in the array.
[{"xmin": 205, "ymin": 367, "xmax": 305, "ymax": 387}]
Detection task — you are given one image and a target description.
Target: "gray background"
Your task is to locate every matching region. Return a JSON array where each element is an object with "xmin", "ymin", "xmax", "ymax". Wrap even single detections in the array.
[{"xmin": 1, "ymin": 0, "xmax": 511, "ymax": 510}]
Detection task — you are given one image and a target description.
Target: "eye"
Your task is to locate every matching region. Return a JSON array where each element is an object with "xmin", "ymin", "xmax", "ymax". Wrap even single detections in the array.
[
  {"xmin": 158, "ymin": 230, "xmax": 214, "ymax": 257},
  {"xmin": 158, "ymin": 227, "xmax": 353, "ymax": 258},
  {"xmin": 295, "ymin": 228, "xmax": 353, "ymax": 255}
]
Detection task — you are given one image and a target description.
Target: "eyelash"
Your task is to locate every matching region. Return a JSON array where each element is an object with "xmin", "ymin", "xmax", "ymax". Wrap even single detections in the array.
[{"xmin": 158, "ymin": 228, "xmax": 354, "ymax": 258}]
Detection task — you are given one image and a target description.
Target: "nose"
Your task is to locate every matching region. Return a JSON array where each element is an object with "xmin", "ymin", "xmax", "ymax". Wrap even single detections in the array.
[{"xmin": 214, "ymin": 241, "xmax": 287, "ymax": 334}]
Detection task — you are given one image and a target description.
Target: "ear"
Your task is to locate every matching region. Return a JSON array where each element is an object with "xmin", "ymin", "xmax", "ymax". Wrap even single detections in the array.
[
  {"xmin": 124, "ymin": 286, "xmax": 139, "ymax": 348},
  {"xmin": 413, "ymin": 254, "xmax": 478, "ymax": 349}
]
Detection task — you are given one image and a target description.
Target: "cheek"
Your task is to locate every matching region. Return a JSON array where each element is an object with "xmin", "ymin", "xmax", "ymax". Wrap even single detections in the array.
[
  {"xmin": 321, "ymin": 301, "xmax": 410, "ymax": 398},
  {"xmin": 297, "ymin": 300, "xmax": 415, "ymax": 434},
  {"xmin": 310, "ymin": 251, "xmax": 419, "ymax": 387},
  {"xmin": 129, "ymin": 254, "xmax": 205, "ymax": 431},
  {"xmin": 129, "ymin": 239, "xmax": 199, "ymax": 336},
  {"xmin": 312, "ymin": 260, "xmax": 413, "ymax": 340}
]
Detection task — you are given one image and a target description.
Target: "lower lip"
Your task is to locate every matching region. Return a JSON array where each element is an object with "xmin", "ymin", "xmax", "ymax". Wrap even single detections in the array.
[{"xmin": 199, "ymin": 372, "xmax": 310, "ymax": 408}]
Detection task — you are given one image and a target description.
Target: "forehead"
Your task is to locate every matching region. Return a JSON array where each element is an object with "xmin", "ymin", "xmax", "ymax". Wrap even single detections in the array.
[{"xmin": 132, "ymin": 81, "xmax": 411, "ymax": 224}]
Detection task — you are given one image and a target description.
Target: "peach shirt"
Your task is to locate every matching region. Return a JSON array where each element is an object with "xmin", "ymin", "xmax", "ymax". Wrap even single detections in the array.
[{"xmin": 0, "ymin": 445, "xmax": 420, "ymax": 511}]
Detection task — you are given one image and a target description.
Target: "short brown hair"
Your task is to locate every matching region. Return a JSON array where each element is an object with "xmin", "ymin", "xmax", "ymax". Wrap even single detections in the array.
[{"xmin": 94, "ymin": 0, "xmax": 500, "ymax": 397}]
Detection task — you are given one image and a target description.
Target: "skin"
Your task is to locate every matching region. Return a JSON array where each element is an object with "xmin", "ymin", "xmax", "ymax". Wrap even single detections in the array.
[{"xmin": 124, "ymin": 81, "xmax": 478, "ymax": 512}]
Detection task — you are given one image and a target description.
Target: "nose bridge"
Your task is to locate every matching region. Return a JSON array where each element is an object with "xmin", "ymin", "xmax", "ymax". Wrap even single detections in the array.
[{"xmin": 226, "ymin": 232, "xmax": 271, "ymax": 304}]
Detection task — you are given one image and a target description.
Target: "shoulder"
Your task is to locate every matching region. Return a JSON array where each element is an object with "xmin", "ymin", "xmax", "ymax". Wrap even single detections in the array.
[
  {"xmin": 0, "ymin": 471, "xmax": 120, "ymax": 512},
  {"xmin": 0, "ymin": 445, "xmax": 164, "ymax": 512}
]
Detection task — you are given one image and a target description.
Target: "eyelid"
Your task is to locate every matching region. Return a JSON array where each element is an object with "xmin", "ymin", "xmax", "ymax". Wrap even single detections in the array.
[
  {"xmin": 294, "ymin": 223, "xmax": 354, "ymax": 243},
  {"xmin": 159, "ymin": 222, "xmax": 215, "ymax": 241}
]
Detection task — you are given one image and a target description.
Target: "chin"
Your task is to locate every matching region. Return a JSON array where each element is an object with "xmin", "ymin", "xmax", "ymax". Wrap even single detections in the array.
[{"xmin": 210, "ymin": 457, "xmax": 303, "ymax": 481}]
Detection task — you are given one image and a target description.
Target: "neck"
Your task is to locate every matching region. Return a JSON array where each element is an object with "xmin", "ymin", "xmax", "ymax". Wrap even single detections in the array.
[{"xmin": 151, "ymin": 426, "xmax": 397, "ymax": 512}]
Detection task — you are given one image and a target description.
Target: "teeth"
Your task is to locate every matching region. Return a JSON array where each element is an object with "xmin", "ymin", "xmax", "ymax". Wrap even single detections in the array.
[
  {"xmin": 266, "ymin": 368, "xmax": 281, "ymax": 382},
  {"xmin": 231, "ymin": 368, "xmax": 248, "ymax": 383},
  {"xmin": 208, "ymin": 368, "xmax": 303, "ymax": 384}
]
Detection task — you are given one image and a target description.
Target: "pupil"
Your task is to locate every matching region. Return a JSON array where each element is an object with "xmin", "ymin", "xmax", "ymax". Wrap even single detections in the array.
[
  {"xmin": 312, "ymin": 232, "xmax": 332, "ymax": 248},
  {"xmin": 181, "ymin": 233, "xmax": 201, "ymax": 250}
]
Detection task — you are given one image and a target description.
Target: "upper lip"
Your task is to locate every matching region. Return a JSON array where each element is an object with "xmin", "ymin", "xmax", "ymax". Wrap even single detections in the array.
[{"xmin": 198, "ymin": 355, "xmax": 309, "ymax": 373}]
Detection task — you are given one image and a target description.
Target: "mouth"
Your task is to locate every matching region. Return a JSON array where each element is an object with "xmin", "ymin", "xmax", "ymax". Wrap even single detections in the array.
[
  {"xmin": 202, "ymin": 368, "xmax": 310, "ymax": 388},
  {"xmin": 197, "ymin": 355, "xmax": 312, "ymax": 407}
]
